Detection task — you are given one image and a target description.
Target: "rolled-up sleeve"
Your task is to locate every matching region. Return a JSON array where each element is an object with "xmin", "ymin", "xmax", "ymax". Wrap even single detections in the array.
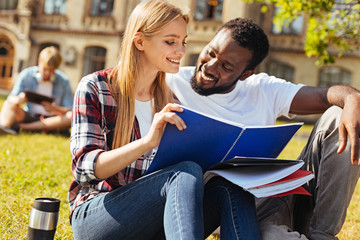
[{"xmin": 70, "ymin": 75, "xmax": 107, "ymax": 185}]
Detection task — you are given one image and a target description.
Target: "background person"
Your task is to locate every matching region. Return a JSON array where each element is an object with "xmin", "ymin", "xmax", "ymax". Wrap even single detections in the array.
[{"xmin": 0, "ymin": 46, "xmax": 73, "ymax": 135}]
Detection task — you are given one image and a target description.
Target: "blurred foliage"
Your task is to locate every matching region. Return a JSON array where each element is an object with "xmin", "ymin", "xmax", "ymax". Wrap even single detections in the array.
[{"xmin": 243, "ymin": 0, "xmax": 360, "ymax": 65}]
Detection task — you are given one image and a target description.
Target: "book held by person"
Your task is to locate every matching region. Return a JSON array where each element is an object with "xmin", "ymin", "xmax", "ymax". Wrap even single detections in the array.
[{"xmin": 146, "ymin": 105, "xmax": 313, "ymax": 197}]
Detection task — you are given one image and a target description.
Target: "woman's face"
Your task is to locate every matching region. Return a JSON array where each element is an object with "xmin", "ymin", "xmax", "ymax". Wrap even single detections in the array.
[{"xmin": 140, "ymin": 16, "xmax": 188, "ymax": 74}]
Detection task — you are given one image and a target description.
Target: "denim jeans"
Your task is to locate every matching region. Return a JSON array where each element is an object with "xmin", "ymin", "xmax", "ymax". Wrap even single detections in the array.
[
  {"xmin": 71, "ymin": 161, "xmax": 204, "ymax": 240},
  {"xmin": 256, "ymin": 106, "xmax": 360, "ymax": 240},
  {"xmin": 71, "ymin": 161, "xmax": 261, "ymax": 240},
  {"xmin": 203, "ymin": 177, "xmax": 261, "ymax": 240}
]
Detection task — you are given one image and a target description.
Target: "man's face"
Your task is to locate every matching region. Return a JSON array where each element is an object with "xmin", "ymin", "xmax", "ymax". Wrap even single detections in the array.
[
  {"xmin": 191, "ymin": 28, "xmax": 254, "ymax": 96},
  {"xmin": 38, "ymin": 61, "xmax": 55, "ymax": 81}
]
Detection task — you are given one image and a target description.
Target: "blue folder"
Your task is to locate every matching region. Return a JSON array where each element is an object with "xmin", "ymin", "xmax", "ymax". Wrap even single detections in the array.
[{"xmin": 146, "ymin": 105, "xmax": 303, "ymax": 174}]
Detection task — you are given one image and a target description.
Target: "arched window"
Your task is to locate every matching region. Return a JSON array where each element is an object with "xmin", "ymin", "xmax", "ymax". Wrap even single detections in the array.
[
  {"xmin": 266, "ymin": 61, "xmax": 295, "ymax": 82},
  {"xmin": 82, "ymin": 46, "xmax": 106, "ymax": 77},
  {"xmin": 318, "ymin": 67, "xmax": 351, "ymax": 87},
  {"xmin": 0, "ymin": 47, "xmax": 8, "ymax": 56},
  {"xmin": 195, "ymin": 0, "xmax": 223, "ymax": 21},
  {"xmin": 0, "ymin": 36, "xmax": 14, "ymax": 89},
  {"xmin": 44, "ymin": 0, "xmax": 67, "ymax": 15},
  {"xmin": 189, "ymin": 54, "xmax": 199, "ymax": 66}
]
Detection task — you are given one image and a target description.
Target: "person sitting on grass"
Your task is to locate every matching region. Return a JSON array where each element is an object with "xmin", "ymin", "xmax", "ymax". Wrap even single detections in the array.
[
  {"xmin": 0, "ymin": 46, "xmax": 73, "ymax": 135},
  {"xmin": 68, "ymin": 1, "xmax": 261, "ymax": 239},
  {"xmin": 166, "ymin": 17, "xmax": 360, "ymax": 240}
]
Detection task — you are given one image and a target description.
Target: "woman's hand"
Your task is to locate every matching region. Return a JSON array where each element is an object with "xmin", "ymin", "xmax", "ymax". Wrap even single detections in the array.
[
  {"xmin": 95, "ymin": 103, "xmax": 186, "ymax": 179},
  {"xmin": 143, "ymin": 103, "xmax": 187, "ymax": 149}
]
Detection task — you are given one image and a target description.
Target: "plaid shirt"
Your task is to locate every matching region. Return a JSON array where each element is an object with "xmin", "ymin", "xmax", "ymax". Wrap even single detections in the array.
[{"xmin": 68, "ymin": 69, "xmax": 153, "ymax": 220}]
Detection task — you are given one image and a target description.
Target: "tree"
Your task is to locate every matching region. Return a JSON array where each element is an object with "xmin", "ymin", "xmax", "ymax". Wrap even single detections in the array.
[{"xmin": 243, "ymin": 0, "xmax": 360, "ymax": 65}]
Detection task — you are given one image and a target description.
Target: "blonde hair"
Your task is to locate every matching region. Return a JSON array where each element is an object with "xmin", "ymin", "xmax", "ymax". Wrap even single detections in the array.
[
  {"xmin": 110, "ymin": 0, "xmax": 188, "ymax": 149},
  {"xmin": 38, "ymin": 46, "xmax": 62, "ymax": 69}
]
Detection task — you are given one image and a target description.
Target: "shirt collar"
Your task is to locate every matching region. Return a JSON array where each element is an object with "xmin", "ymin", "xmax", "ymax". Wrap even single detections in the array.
[{"xmin": 35, "ymin": 72, "xmax": 55, "ymax": 83}]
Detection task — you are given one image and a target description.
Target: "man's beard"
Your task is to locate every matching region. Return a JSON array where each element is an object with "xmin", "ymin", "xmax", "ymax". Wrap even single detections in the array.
[{"xmin": 190, "ymin": 68, "xmax": 237, "ymax": 96}]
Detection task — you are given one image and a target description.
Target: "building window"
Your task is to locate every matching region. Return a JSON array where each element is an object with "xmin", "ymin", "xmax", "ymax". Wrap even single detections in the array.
[
  {"xmin": 266, "ymin": 61, "xmax": 295, "ymax": 83},
  {"xmin": 90, "ymin": 0, "xmax": 114, "ymax": 16},
  {"xmin": 272, "ymin": 8, "xmax": 304, "ymax": 35},
  {"xmin": 195, "ymin": 0, "xmax": 223, "ymax": 21},
  {"xmin": 318, "ymin": 67, "xmax": 351, "ymax": 87},
  {"xmin": 0, "ymin": 0, "xmax": 18, "ymax": 10},
  {"xmin": 82, "ymin": 46, "xmax": 106, "ymax": 77},
  {"xmin": 189, "ymin": 54, "xmax": 199, "ymax": 66},
  {"xmin": 0, "ymin": 47, "xmax": 8, "ymax": 56},
  {"xmin": 44, "ymin": 0, "xmax": 67, "ymax": 15}
]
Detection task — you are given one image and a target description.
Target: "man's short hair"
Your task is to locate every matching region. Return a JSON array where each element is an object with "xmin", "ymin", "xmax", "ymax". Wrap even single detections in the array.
[
  {"xmin": 220, "ymin": 18, "xmax": 269, "ymax": 70},
  {"xmin": 38, "ymin": 46, "xmax": 62, "ymax": 69}
]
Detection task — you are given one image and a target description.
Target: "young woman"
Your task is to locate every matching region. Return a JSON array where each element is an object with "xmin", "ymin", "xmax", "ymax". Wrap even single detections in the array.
[
  {"xmin": 69, "ymin": 1, "xmax": 260, "ymax": 239},
  {"xmin": 69, "ymin": 1, "xmax": 203, "ymax": 239}
]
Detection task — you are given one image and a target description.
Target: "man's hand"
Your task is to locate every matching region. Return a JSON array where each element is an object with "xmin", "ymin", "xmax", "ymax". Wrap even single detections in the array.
[
  {"xmin": 41, "ymin": 101, "xmax": 71, "ymax": 116},
  {"xmin": 41, "ymin": 101, "xmax": 56, "ymax": 114},
  {"xmin": 291, "ymin": 85, "xmax": 360, "ymax": 165},
  {"xmin": 337, "ymin": 95, "xmax": 360, "ymax": 165}
]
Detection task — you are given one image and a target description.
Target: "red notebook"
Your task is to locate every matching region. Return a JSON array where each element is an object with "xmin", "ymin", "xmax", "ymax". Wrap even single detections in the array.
[{"xmin": 249, "ymin": 170, "xmax": 313, "ymax": 197}]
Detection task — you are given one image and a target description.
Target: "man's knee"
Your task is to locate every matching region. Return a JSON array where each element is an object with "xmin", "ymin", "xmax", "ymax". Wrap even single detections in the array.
[
  {"xmin": 320, "ymin": 106, "xmax": 342, "ymax": 125},
  {"xmin": 1, "ymin": 100, "xmax": 16, "ymax": 113},
  {"xmin": 0, "ymin": 100, "xmax": 25, "ymax": 125},
  {"xmin": 312, "ymin": 106, "xmax": 343, "ymax": 138},
  {"xmin": 65, "ymin": 110, "xmax": 72, "ymax": 120}
]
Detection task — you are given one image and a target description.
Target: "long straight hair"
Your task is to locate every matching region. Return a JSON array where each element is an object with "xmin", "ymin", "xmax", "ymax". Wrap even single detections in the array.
[{"xmin": 109, "ymin": 0, "xmax": 189, "ymax": 149}]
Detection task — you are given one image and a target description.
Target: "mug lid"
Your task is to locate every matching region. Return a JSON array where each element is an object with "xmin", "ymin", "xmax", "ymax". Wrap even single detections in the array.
[{"xmin": 32, "ymin": 198, "xmax": 60, "ymax": 212}]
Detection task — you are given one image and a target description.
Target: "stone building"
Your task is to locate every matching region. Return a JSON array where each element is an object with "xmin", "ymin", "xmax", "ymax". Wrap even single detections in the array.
[{"xmin": 0, "ymin": 0, "xmax": 359, "ymax": 97}]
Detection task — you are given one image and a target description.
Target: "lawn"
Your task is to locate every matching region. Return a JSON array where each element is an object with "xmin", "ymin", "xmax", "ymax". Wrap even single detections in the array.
[{"xmin": 0, "ymin": 95, "xmax": 359, "ymax": 239}]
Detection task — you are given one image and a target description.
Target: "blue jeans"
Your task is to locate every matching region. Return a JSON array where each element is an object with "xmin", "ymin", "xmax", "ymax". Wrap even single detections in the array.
[
  {"xmin": 71, "ymin": 161, "xmax": 204, "ymax": 240},
  {"xmin": 71, "ymin": 162, "xmax": 261, "ymax": 240},
  {"xmin": 204, "ymin": 178, "xmax": 261, "ymax": 240}
]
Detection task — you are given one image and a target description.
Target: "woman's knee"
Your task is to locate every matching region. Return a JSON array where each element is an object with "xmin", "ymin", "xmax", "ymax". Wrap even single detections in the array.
[{"xmin": 172, "ymin": 161, "xmax": 203, "ymax": 178}]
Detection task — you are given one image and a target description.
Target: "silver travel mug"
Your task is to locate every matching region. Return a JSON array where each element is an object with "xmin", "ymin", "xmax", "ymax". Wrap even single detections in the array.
[{"xmin": 27, "ymin": 198, "xmax": 60, "ymax": 240}]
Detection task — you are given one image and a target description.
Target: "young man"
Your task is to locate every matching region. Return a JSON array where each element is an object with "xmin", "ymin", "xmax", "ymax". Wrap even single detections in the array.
[
  {"xmin": 0, "ymin": 46, "xmax": 73, "ymax": 135},
  {"xmin": 167, "ymin": 18, "xmax": 360, "ymax": 240}
]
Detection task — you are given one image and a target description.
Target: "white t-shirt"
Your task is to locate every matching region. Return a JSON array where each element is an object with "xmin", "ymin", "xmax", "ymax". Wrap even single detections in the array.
[
  {"xmin": 135, "ymin": 99, "xmax": 153, "ymax": 138},
  {"xmin": 135, "ymin": 99, "xmax": 155, "ymax": 159},
  {"xmin": 31, "ymin": 74, "xmax": 54, "ymax": 115},
  {"xmin": 166, "ymin": 66, "xmax": 304, "ymax": 126}
]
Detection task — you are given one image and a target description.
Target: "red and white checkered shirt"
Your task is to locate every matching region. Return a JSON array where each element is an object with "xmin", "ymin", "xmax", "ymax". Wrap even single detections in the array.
[{"xmin": 68, "ymin": 69, "xmax": 153, "ymax": 221}]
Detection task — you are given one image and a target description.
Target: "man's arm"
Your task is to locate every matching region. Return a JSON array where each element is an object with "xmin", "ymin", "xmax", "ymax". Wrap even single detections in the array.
[
  {"xmin": 290, "ymin": 85, "xmax": 360, "ymax": 165},
  {"xmin": 41, "ymin": 101, "xmax": 71, "ymax": 116}
]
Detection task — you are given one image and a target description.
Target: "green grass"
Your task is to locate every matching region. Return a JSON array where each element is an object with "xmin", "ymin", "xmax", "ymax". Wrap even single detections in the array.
[
  {"xmin": 0, "ymin": 133, "xmax": 73, "ymax": 239},
  {"xmin": 0, "ymin": 95, "xmax": 358, "ymax": 239}
]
